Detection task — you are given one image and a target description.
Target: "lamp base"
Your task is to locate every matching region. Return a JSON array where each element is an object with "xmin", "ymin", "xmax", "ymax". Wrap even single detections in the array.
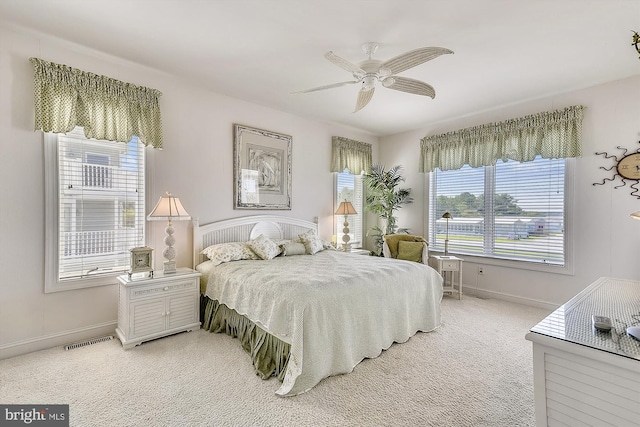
[
  {"xmin": 341, "ymin": 216, "xmax": 351, "ymax": 252},
  {"xmin": 163, "ymin": 260, "xmax": 177, "ymax": 274}
]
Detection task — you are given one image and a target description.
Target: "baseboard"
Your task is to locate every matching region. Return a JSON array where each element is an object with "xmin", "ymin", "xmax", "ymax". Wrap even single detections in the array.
[
  {"xmin": 0, "ymin": 321, "xmax": 117, "ymax": 360},
  {"xmin": 462, "ymin": 286, "xmax": 558, "ymax": 311}
]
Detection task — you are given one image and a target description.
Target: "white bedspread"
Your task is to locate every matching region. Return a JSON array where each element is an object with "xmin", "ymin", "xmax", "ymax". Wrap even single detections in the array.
[{"xmin": 205, "ymin": 250, "xmax": 443, "ymax": 396}]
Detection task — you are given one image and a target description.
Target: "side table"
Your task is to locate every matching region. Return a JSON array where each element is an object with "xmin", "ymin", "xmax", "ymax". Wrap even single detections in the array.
[
  {"xmin": 116, "ymin": 267, "xmax": 201, "ymax": 349},
  {"xmin": 428, "ymin": 255, "xmax": 463, "ymax": 299}
]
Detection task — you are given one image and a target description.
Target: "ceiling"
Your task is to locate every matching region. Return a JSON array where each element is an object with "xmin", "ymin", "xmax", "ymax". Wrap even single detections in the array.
[{"xmin": 2, "ymin": 0, "xmax": 640, "ymax": 136}]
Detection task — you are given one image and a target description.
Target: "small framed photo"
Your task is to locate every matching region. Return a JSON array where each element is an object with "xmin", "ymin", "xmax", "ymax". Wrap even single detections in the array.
[{"xmin": 233, "ymin": 124, "xmax": 292, "ymax": 210}]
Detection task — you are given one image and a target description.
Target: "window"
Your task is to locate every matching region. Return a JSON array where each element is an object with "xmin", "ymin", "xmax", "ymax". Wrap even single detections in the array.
[
  {"xmin": 45, "ymin": 126, "xmax": 146, "ymax": 292},
  {"xmin": 428, "ymin": 155, "xmax": 570, "ymax": 267},
  {"xmin": 335, "ymin": 170, "xmax": 364, "ymax": 248}
]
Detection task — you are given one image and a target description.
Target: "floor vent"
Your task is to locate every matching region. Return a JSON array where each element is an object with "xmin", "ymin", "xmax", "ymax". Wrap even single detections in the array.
[{"xmin": 64, "ymin": 335, "xmax": 114, "ymax": 351}]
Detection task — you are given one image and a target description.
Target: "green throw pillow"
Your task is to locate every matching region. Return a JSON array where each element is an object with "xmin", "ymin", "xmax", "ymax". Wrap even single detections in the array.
[{"xmin": 397, "ymin": 241, "xmax": 423, "ymax": 263}]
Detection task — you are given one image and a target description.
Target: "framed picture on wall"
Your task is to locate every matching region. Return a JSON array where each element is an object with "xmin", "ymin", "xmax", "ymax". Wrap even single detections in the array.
[{"xmin": 233, "ymin": 124, "xmax": 292, "ymax": 210}]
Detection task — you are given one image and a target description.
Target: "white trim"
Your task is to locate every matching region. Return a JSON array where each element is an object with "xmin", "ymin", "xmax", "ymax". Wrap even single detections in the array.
[
  {"xmin": 45, "ymin": 133, "xmax": 125, "ymax": 291},
  {"xmin": 462, "ymin": 286, "xmax": 558, "ymax": 311},
  {"xmin": 0, "ymin": 321, "xmax": 117, "ymax": 360},
  {"xmin": 563, "ymin": 157, "xmax": 576, "ymax": 275},
  {"xmin": 426, "ymin": 157, "xmax": 575, "ymax": 275},
  {"xmin": 44, "ymin": 129, "xmax": 147, "ymax": 292},
  {"xmin": 44, "ymin": 132, "xmax": 60, "ymax": 293}
]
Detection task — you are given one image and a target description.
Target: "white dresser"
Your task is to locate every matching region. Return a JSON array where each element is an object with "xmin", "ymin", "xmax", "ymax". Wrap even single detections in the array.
[
  {"xmin": 526, "ymin": 277, "xmax": 640, "ymax": 426},
  {"xmin": 116, "ymin": 268, "xmax": 201, "ymax": 349}
]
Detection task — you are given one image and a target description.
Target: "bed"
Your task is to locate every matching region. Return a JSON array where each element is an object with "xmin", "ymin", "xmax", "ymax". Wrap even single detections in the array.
[{"xmin": 193, "ymin": 215, "xmax": 443, "ymax": 396}]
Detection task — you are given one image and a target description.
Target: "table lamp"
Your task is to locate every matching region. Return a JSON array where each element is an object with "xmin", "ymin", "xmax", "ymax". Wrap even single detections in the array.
[
  {"xmin": 442, "ymin": 212, "xmax": 452, "ymax": 256},
  {"xmin": 147, "ymin": 192, "xmax": 191, "ymax": 273},
  {"xmin": 335, "ymin": 200, "xmax": 357, "ymax": 251}
]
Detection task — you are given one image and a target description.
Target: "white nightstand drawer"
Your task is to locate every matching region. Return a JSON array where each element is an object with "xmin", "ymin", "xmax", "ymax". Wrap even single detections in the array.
[
  {"xmin": 128, "ymin": 279, "xmax": 197, "ymax": 300},
  {"xmin": 441, "ymin": 260, "xmax": 460, "ymax": 271}
]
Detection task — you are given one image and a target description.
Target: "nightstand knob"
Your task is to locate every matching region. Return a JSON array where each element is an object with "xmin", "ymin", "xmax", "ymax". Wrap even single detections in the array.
[{"xmin": 163, "ymin": 286, "xmax": 169, "ymax": 291}]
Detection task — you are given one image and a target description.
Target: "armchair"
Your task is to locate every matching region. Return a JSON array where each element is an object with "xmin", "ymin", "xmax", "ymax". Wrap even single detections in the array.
[{"xmin": 382, "ymin": 234, "xmax": 429, "ymax": 264}]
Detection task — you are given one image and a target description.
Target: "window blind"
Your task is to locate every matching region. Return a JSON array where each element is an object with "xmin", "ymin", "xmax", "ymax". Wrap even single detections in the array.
[
  {"xmin": 56, "ymin": 127, "xmax": 146, "ymax": 280},
  {"xmin": 336, "ymin": 171, "xmax": 363, "ymax": 246},
  {"xmin": 429, "ymin": 155, "xmax": 565, "ymax": 265}
]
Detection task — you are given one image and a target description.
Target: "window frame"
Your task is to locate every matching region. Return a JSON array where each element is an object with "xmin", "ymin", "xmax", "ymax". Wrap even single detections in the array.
[
  {"xmin": 44, "ymin": 128, "xmax": 147, "ymax": 293},
  {"xmin": 425, "ymin": 158, "xmax": 575, "ymax": 275}
]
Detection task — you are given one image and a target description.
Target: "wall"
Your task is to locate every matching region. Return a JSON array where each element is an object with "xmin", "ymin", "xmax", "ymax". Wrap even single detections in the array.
[
  {"xmin": 0, "ymin": 25, "xmax": 378, "ymax": 358},
  {"xmin": 379, "ymin": 76, "xmax": 640, "ymax": 307}
]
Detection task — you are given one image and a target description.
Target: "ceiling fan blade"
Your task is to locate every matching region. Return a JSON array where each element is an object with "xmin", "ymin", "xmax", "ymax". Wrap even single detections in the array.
[
  {"xmin": 386, "ymin": 76, "xmax": 436, "ymax": 98},
  {"xmin": 325, "ymin": 51, "xmax": 366, "ymax": 75},
  {"xmin": 354, "ymin": 87, "xmax": 375, "ymax": 112},
  {"xmin": 292, "ymin": 80, "xmax": 359, "ymax": 94},
  {"xmin": 381, "ymin": 47, "xmax": 453, "ymax": 75}
]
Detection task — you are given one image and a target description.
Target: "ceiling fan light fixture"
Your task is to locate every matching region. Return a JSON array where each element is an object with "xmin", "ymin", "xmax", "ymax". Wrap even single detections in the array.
[
  {"xmin": 379, "ymin": 67, "xmax": 392, "ymax": 79},
  {"xmin": 382, "ymin": 77, "xmax": 395, "ymax": 88},
  {"xmin": 362, "ymin": 75, "xmax": 377, "ymax": 90}
]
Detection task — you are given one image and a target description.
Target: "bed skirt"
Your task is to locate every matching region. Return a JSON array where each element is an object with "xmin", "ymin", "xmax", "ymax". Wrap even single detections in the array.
[{"xmin": 201, "ymin": 295, "xmax": 290, "ymax": 381}]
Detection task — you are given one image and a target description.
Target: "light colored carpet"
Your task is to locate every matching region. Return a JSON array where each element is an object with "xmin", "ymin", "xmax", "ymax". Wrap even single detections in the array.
[{"xmin": 0, "ymin": 295, "xmax": 550, "ymax": 427}]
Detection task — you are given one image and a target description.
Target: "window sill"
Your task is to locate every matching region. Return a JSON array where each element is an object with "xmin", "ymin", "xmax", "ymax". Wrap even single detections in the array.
[{"xmin": 45, "ymin": 272, "xmax": 123, "ymax": 293}]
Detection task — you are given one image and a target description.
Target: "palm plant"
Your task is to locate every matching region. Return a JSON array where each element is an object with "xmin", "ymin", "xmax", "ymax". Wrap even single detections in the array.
[{"xmin": 363, "ymin": 163, "xmax": 413, "ymax": 255}]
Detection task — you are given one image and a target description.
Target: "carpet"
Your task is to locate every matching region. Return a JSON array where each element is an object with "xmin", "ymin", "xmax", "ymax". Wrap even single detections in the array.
[{"xmin": 0, "ymin": 295, "xmax": 550, "ymax": 427}]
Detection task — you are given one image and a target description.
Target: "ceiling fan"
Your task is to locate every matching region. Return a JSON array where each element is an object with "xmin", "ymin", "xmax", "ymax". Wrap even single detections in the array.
[{"xmin": 294, "ymin": 42, "xmax": 453, "ymax": 112}]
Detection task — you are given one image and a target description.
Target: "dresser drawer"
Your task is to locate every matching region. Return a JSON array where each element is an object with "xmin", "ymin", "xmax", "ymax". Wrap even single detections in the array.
[{"xmin": 128, "ymin": 278, "xmax": 197, "ymax": 300}]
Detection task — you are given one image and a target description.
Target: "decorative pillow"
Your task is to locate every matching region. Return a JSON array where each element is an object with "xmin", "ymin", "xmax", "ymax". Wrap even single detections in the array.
[
  {"xmin": 298, "ymin": 229, "xmax": 324, "ymax": 255},
  {"xmin": 275, "ymin": 238, "xmax": 301, "ymax": 246},
  {"xmin": 397, "ymin": 240, "xmax": 424, "ymax": 263},
  {"xmin": 384, "ymin": 234, "xmax": 427, "ymax": 259},
  {"xmin": 200, "ymin": 242, "xmax": 259, "ymax": 265},
  {"xmin": 322, "ymin": 240, "xmax": 337, "ymax": 250},
  {"xmin": 247, "ymin": 234, "xmax": 281, "ymax": 260},
  {"xmin": 280, "ymin": 241, "xmax": 307, "ymax": 256}
]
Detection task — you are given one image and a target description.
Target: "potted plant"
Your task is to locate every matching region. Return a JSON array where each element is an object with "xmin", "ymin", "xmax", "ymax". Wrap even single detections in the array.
[{"xmin": 363, "ymin": 163, "xmax": 413, "ymax": 255}]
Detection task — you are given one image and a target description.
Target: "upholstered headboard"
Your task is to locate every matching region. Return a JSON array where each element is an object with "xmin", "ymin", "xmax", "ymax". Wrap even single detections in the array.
[{"xmin": 192, "ymin": 215, "xmax": 318, "ymax": 268}]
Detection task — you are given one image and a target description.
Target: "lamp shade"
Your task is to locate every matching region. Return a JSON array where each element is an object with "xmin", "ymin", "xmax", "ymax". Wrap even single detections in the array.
[
  {"xmin": 147, "ymin": 192, "xmax": 191, "ymax": 221},
  {"xmin": 631, "ymin": 211, "xmax": 640, "ymax": 221},
  {"xmin": 335, "ymin": 201, "xmax": 357, "ymax": 216},
  {"xmin": 442, "ymin": 212, "xmax": 452, "ymax": 219}
]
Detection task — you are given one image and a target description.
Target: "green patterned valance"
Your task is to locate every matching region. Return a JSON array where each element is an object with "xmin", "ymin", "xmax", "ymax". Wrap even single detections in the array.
[
  {"xmin": 330, "ymin": 136, "xmax": 372, "ymax": 174},
  {"xmin": 419, "ymin": 105, "xmax": 584, "ymax": 172},
  {"xmin": 30, "ymin": 58, "xmax": 163, "ymax": 148}
]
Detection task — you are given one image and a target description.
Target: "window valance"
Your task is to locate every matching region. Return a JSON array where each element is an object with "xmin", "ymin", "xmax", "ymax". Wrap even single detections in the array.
[
  {"xmin": 419, "ymin": 105, "xmax": 584, "ymax": 172},
  {"xmin": 30, "ymin": 57, "xmax": 163, "ymax": 148},
  {"xmin": 330, "ymin": 136, "xmax": 372, "ymax": 174}
]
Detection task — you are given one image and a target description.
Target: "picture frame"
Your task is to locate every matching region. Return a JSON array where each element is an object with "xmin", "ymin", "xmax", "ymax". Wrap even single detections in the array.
[
  {"xmin": 129, "ymin": 246, "xmax": 153, "ymax": 279},
  {"xmin": 233, "ymin": 124, "xmax": 292, "ymax": 210}
]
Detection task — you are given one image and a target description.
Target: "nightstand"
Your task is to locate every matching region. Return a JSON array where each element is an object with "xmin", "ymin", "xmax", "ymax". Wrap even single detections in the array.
[
  {"xmin": 115, "ymin": 267, "xmax": 201, "ymax": 349},
  {"xmin": 428, "ymin": 255, "xmax": 463, "ymax": 299}
]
